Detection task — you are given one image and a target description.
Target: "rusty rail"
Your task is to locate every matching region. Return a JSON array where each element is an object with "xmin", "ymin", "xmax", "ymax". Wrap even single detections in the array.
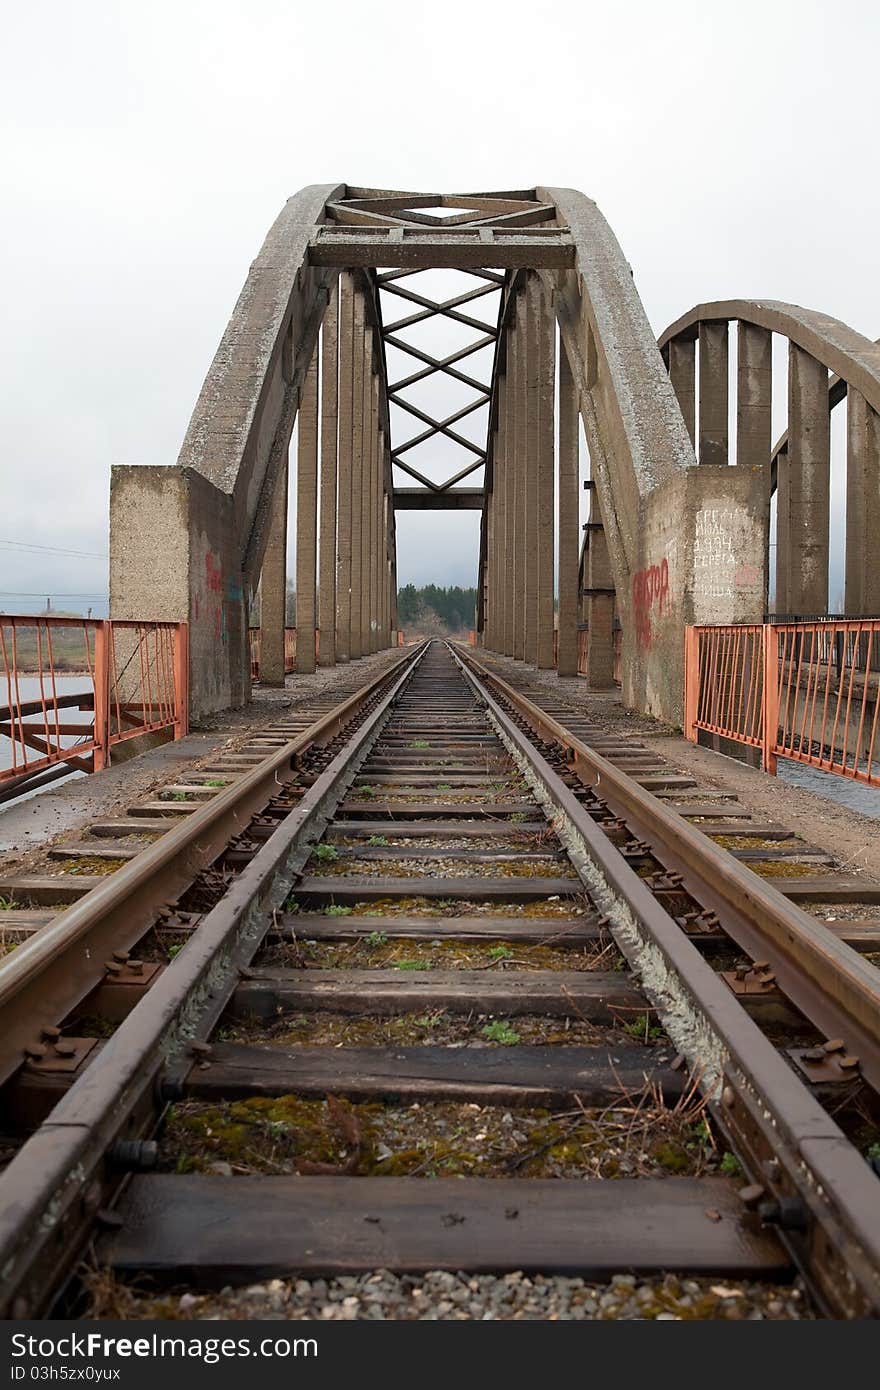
[
  {"xmin": 0, "ymin": 616, "xmax": 188, "ymax": 793},
  {"xmin": 0, "ymin": 641, "xmax": 426, "ymax": 1314},
  {"xmin": 0, "ymin": 642, "xmax": 420, "ymax": 1092},
  {"xmin": 685, "ymin": 619, "xmax": 880, "ymax": 784},
  {"xmin": 455, "ymin": 642, "xmax": 880, "ymax": 1317}
]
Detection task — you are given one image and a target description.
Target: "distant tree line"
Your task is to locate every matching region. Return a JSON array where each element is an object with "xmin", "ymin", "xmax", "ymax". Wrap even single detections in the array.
[{"xmin": 397, "ymin": 584, "xmax": 477, "ymax": 633}]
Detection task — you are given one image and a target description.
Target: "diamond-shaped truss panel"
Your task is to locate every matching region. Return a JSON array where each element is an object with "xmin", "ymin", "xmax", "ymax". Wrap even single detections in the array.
[
  {"xmin": 381, "ymin": 267, "xmax": 499, "ymax": 493},
  {"xmin": 325, "ymin": 190, "xmax": 561, "ymax": 501}
]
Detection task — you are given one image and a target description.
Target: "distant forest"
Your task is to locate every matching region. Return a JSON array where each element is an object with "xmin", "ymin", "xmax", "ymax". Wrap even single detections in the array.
[{"xmin": 397, "ymin": 584, "xmax": 477, "ymax": 634}]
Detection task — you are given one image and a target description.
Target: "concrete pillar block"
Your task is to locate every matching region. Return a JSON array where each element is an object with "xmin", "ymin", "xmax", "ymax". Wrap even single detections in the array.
[
  {"xmin": 629, "ymin": 465, "xmax": 766, "ymax": 720},
  {"xmin": 110, "ymin": 466, "xmax": 248, "ymax": 720}
]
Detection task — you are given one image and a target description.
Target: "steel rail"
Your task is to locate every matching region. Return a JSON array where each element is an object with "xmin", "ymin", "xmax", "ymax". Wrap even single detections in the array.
[
  {"xmin": 0, "ymin": 646, "xmax": 421, "ymax": 1089},
  {"xmin": 456, "ymin": 647, "xmax": 880, "ymax": 1096},
  {"xmin": 0, "ymin": 642, "xmax": 429, "ymax": 1317},
  {"xmin": 450, "ymin": 643, "xmax": 880, "ymax": 1318}
]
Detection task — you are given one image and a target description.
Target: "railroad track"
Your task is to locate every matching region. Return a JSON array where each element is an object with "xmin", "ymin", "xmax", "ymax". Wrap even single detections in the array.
[{"xmin": 0, "ymin": 640, "xmax": 878, "ymax": 1319}]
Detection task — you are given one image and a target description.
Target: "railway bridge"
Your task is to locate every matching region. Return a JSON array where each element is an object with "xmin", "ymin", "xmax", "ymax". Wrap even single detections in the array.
[
  {"xmin": 108, "ymin": 185, "xmax": 880, "ymax": 725},
  {"xmin": 3, "ymin": 187, "xmax": 880, "ymax": 1323}
]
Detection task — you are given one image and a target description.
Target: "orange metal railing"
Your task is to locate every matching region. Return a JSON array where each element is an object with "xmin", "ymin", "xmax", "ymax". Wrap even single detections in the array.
[
  {"xmin": 575, "ymin": 623, "xmax": 623, "ymax": 686},
  {"xmin": 250, "ymin": 628, "xmax": 326, "ymax": 680},
  {"xmin": 0, "ymin": 616, "xmax": 188, "ymax": 793},
  {"xmin": 685, "ymin": 619, "xmax": 880, "ymax": 785}
]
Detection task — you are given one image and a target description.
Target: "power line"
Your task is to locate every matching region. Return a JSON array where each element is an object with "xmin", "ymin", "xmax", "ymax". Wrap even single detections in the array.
[{"xmin": 0, "ymin": 538, "xmax": 108, "ymax": 560}]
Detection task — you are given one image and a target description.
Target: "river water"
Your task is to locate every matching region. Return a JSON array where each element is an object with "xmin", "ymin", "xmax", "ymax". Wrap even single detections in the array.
[{"xmin": 0, "ymin": 675, "xmax": 93, "ymax": 776}]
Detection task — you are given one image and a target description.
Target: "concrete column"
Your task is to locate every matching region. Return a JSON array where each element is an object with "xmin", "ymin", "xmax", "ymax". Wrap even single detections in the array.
[
  {"xmin": 584, "ymin": 520, "xmax": 615, "ymax": 688},
  {"xmin": 381, "ymin": 481, "xmax": 391, "ymax": 647},
  {"xmin": 335, "ymin": 275, "xmax": 354, "ymax": 662},
  {"xmin": 775, "ymin": 446, "xmax": 790, "ymax": 615},
  {"xmin": 788, "ymin": 342, "xmax": 831, "ymax": 613},
  {"xmin": 501, "ymin": 365, "xmax": 515, "ymax": 655},
  {"xmin": 736, "ymin": 323, "xmax": 772, "ymax": 469},
  {"xmin": 524, "ymin": 277, "xmax": 540, "ymax": 664},
  {"xmin": 358, "ymin": 330, "xmax": 372, "ymax": 655},
  {"xmin": 737, "ymin": 321, "xmax": 772, "ymax": 610},
  {"xmin": 508, "ymin": 315, "xmax": 522, "ymax": 661},
  {"xmin": 511, "ymin": 307, "xmax": 527, "ymax": 661},
  {"xmin": 845, "ymin": 388, "xmax": 880, "ymax": 614},
  {"xmin": 370, "ymin": 376, "xmax": 380, "ymax": 651},
  {"xmin": 349, "ymin": 290, "xmax": 365, "ymax": 659},
  {"xmin": 699, "ymin": 321, "xmax": 729, "ymax": 465},
  {"xmin": 318, "ymin": 286, "xmax": 338, "ymax": 666},
  {"xmin": 667, "ymin": 336, "xmax": 696, "ymax": 445},
  {"xmin": 536, "ymin": 280, "xmax": 555, "ymax": 669},
  {"xmin": 491, "ymin": 404, "xmax": 506, "ymax": 652},
  {"xmin": 482, "ymin": 446, "xmax": 494, "ymax": 649},
  {"xmin": 294, "ymin": 349, "xmax": 319, "ymax": 674},
  {"xmin": 259, "ymin": 460, "xmax": 288, "ymax": 686},
  {"xmin": 379, "ymin": 424, "xmax": 387, "ymax": 648},
  {"xmin": 557, "ymin": 344, "xmax": 579, "ymax": 676}
]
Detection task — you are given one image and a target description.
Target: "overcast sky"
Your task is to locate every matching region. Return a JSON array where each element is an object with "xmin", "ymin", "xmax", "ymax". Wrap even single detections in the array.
[{"xmin": 2, "ymin": 0, "xmax": 878, "ymax": 615}]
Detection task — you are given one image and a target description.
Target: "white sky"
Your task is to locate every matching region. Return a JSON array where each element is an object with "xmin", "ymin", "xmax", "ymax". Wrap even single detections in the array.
[{"xmin": 2, "ymin": 0, "xmax": 878, "ymax": 613}]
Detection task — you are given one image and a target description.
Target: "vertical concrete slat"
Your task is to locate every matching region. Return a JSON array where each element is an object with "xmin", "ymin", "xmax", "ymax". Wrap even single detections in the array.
[
  {"xmin": 295, "ymin": 349, "xmax": 319, "ymax": 674},
  {"xmin": 370, "ymin": 374, "xmax": 380, "ymax": 651},
  {"xmin": 377, "ymin": 432, "xmax": 387, "ymax": 649},
  {"xmin": 699, "ymin": 321, "xmax": 729, "ymax": 465},
  {"xmin": 502, "ymin": 361, "xmax": 515, "ymax": 656},
  {"xmin": 524, "ymin": 277, "xmax": 540, "ymax": 665},
  {"xmin": 668, "ymin": 336, "xmax": 696, "ymax": 446},
  {"xmin": 259, "ymin": 462, "xmax": 288, "ymax": 686},
  {"xmin": 737, "ymin": 322, "xmax": 773, "ymax": 609},
  {"xmin": 584, "ymin": 519, "xmax": 615, "ymax": 688},
  {"xmin": 492, "ymin": 397, "xmax": 506, "ymax": 653},
  {"xmin": 536, "ymin": 279, "xmax": 555, "ymax": 669},
  {"xmin": 788, "ymin": 342, "xmax": 831, "ymax": 614},
  {"xmin": 511, "ymin": 307, "xmax": 526, "ymax": 661},
  {"xmin": 358, "ymin": 326, "xmax": 372, "ymax": 656},
  {"xmin": 335, "ymin": 275, "xmax": 354, "ymax": 663},
  {"xmin": 318, "ymin": 286, "xmax": 339, "ymax": 666},
  {"xmin": 736, "ymin": 323, "xmax": 772, "ymax": 469},
  {"xmin": 775, "ymin": 446, "xmax": 790, "ymax": 616},
  {"xmin": 557, "ymin": 342, "xmax": 579, "ymax": 676},
  {"xmin": 381, "ymin": 473, "xmax": 391, "ymax": 647},
  {"xmin": 349, "ymin": 290, "xmax": 365, "ymax": 660},
  {"xmin": 846, "ymin": 388, "xmax": 880, "ymax": 614}
]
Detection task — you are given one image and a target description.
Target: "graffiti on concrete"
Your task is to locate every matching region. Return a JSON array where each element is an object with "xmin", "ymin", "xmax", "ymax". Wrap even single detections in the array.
[{"xmin": 632, "ymin": 557, "xmax": 669, "ymax": 648}]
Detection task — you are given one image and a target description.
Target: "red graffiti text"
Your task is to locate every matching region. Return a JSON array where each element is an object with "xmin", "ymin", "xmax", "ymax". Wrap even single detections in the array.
[{"xmin": 632, "ymin": 557, "xmax": 669, "ymax": 649}]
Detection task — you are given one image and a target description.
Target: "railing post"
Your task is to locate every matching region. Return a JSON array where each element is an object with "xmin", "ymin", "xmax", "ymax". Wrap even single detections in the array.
[
  {"xmin": 762, "ymin": 623, "xmax": 779, "ymax": 775},
  {"xmin": 174, "ymin": 622, "xmax": 189, "ymax": 740},
  {"xmin": 683, "ymin": 626, "xmax": 699, "ymax": 741},
  {"xmin": 93, "ymin": 621, "xmax": 111, "ymax": 771}
]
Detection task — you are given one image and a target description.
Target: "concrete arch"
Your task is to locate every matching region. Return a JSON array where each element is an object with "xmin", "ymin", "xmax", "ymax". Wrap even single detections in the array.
[
  {"xmin": 111, "ymin": 184, "xmax": 343, "ymax": 714},
  {"xmin": 658, "ymin": 301, "xmax": 880, "ymax": 617},
  {"xmin": 659, "ymin": 300, "xmax": 880, "ymax": 413},
  {"xmin": 540, "ymin": 191, "xmax": 766, "ymax": 718}
]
